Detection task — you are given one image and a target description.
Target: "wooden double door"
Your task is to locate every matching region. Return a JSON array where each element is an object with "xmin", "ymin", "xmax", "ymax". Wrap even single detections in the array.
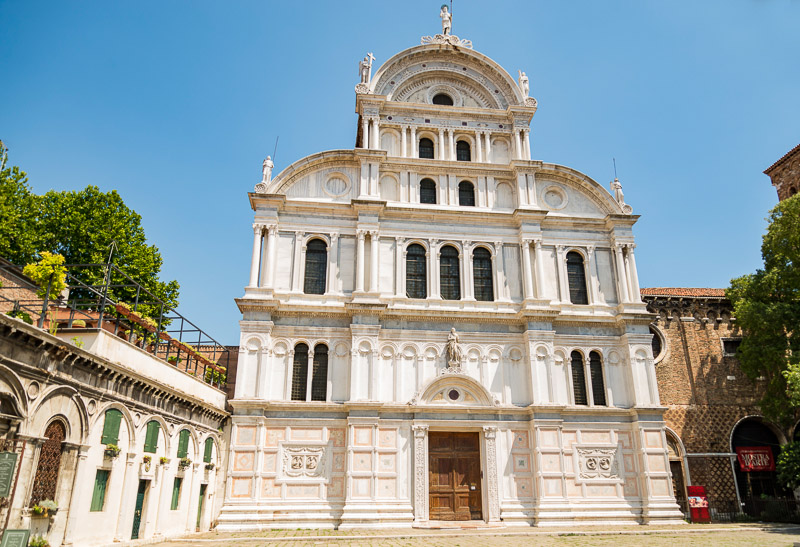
[{"xmin": 428, "ymin": 432, "xmax": 482, "ymax": 521}]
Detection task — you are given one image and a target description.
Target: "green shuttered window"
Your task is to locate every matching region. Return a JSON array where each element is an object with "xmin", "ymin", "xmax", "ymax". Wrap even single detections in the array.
[
  {"xmin": 177, "ymin": 429, "xmax": 190, "ymax": 459},
  {"xmin": 90, "ymin": 469, "xmax": 110, "ymax": 512},
  {"xmin": 143, "ymin": 420, "xmax": 160, "ymax": 453},
  {"xmin": 203, "ymin": 438, "xmax": 213, "ymax": 463},
  {"xmin": 101, "ymin": 409, "xmax": 122, "ymax": 446},
  {"xmin": 171, "ymin": 477, "xmax": 183, "ymax": 510}
]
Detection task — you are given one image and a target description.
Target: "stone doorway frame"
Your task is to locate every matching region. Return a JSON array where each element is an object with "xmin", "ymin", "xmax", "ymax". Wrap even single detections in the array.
[{"xmin": 411, "ymin": 423, "xmax": 500, "ymax": 525}]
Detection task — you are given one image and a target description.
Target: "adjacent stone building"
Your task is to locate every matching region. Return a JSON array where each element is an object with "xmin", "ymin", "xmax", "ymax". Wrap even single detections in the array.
[
  {"xmin": 220, "ymin": 19, "xmax": 682, "ymax": 529},
  {"xmin": 764, "ymin": 143, "xmax": 800, "ymax": 202}
]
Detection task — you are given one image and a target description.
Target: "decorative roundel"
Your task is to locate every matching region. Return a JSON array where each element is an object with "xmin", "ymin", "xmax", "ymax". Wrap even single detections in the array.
[
  {"xmin": 324, "ymin": 176, "xmax": 350, "ymax": 198},
  {"xmin": 27, "ymin": 381, "xmax": 40, "ymax": 400},
  {"xmin": 541, "ymin": 184, "xmax": 568, "ymax": 210},
  {"xmin": 447, "ymin": 388, "xmax": 460, "ymax": 401},
  {"xmin": 86, "ymin": 399, "xmax": 97, "ymax": 416}
]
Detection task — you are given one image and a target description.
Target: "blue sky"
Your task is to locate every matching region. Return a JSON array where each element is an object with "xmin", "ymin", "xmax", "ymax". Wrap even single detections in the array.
[{"xmin": 1, "ymin": 1, "xmax": 798, "ymax": 344}]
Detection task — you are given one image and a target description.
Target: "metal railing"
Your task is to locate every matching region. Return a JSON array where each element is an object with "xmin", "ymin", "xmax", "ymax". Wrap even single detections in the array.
[
  {"xmin": 0, "ymin": 261, "xmax": 228, "ymax": 390},
  {"xmin": 675, "ymin": 497, "xmax": 800, "ymax": 523}
]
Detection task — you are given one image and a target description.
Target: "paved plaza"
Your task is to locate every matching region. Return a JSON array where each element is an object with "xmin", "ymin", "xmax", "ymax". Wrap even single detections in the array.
[{"xmin": 148, "ymin": 524, "xmax": 800, "ymax": 547}]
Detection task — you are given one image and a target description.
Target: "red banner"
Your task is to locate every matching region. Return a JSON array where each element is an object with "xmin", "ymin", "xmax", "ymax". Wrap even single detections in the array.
[
  {"xmin": 736, "ymin": 447, "xmax": 775, "ymax": 472},
  {"xmin": 686, "ymin": 485, "xmax": 710, "ymax": 523}
]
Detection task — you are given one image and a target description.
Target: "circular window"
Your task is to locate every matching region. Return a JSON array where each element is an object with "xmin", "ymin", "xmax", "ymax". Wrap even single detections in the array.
[
  {"xmin": 432, "ymin": 93, "xmax": 454, "ymax": 106},
  {"xmin": 650, "ymin": 325, "xmax": 665, "ymax": 362},
  {"xmin": 448, "ymin": 389, "xmax": 460, "ymax": 401}
]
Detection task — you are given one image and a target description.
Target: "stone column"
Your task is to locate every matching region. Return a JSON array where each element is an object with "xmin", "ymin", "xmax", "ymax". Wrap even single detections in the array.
[
  {"xmin": 461, "ymin": 241, "xmax": 473, "ymax": 300},
  {"xmin": 248, "ymin": 224, "xmax": 263, "ymax": 288},
  {"xmin": 284, "ymin": 349, "xmax": 294, "ymax": 400},
  {"xmin": 627, "ymin": 244, "xmax": 641, "ymax": 302},
  {"xmin": 448, "ymin": 129, "xmax": 455, "ymax": 160},
  {"xmin": 493, "ymin": 241, "xmax": 505, "ymax": 301},
  {"xmin": 264, "ymin": 224, "xmax": 278, "ymax": 288},
  {"xmin": 533, "ymin": 239, "xmax": 546, "ymax": 299},
  {"xmin": 395, "ymin": 237, "xmax": 404, "ymax": 298},
  {"xmin": 586, "ymin": 245, "xmax": 599, "ymax": 305},
  {"xmin": 484, "ymin": 132, "xmax": 492, "ymax": 163},
  {"xmin": 482, "ymin": 426, "xmax": 501, "ymax": 524},
  {"xmin": 113, "ymin": 452, "xmax": 140, "ymax": 541},
  {"xmin": 523, "ymin": 129, "xmax": 531, "ymax": 160},
  {"xmin": 556, "ymin": 245, "xmax": 569, "ymax": 303},
  {"xmin": 476, "ymin": 131, "xmax": 483, "ymax": 162},
  {"xmin": 291, "ymin": 231, "xmax": 304, "ymax": 292},
  {"xmin": 401, "ymin": 126, "xmax": 408, "ymax": 158},
  {"xmin": 369, "ymin": 230, "xmax": 379, "ymax": 293},
  {"xmin": 410, "ymin": 126, "xmax": 417, "ymax": 158},
  {"xmin": 514, "ymin": 129, "xmax": 523, "ymax": 160},
  {"xmin": 305, "ymin": 348, "xmax": 314, "ymax": 401},
  {"xmin": 412, "ymin": 425, "xmax": 429, "ymax": 523},
  {"xmin": 361, "ymin": 117, "xmax": 370, "ymax": 149},
  {"xmin": 438, "ymin": 128, "xmax": 445, "ymax": 160},
  {"xmin": 520, "ymin": 239, "xmax": 534, "ymax": 300},
  {"xmin": 614, "ymin": 243, "xmax": 630, "ymax": 303},
  {"xmin": 326, "ymin": 233, "xmax": 339, "ymax": 295},
  {"xmin": 370, "ymin": 118, "xmax": 380, "ymax": 149},
  {"xmin": 61, "ymin": 444, "xmax": 91, "ymax": 545},
  {"xmin": 355, "ymin": 230, "xmax": 366, "ymax": 293}
]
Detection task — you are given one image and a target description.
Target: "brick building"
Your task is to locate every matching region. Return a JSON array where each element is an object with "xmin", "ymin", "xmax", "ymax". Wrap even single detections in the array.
[{"xmin": 764, "ymin": 143, "xmax": 800, "ymax": 202}]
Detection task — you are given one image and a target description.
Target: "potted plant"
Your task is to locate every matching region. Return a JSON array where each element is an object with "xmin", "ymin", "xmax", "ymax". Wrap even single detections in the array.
[
  {"xmin": 31, "ymin": 504, "xmax": 45, "ymax": 517},
  {"xmin": 167, "ymin": 356, "xmax": 182, "ymax": 365},
  {"xmin": 40, "ymin": 500, "xmax": 58, "ymax": 516},
  {"xmin": 179, "ymin": 457, "xmax": 192, "ymax": 470},
  {"xmin": 104, "ymin": 444, "xmax": 121, "ymax": 459},
  {"xmin": 142, "ymin": 455, "xmax": 152, "ymax": 472},
  {"xmin": 205, "ymin": 462, "xmax": 215, "ymax": 471},
  {"xmin": 28, "ymin": 535, "xmax": 50, "ymax": 547},
  {"xmin": 71, "ymin": 319, "xmax": 86, "ymax": 328},
  {"xmin": 159, "ymin": 456, "xmax": 169, "ymax": 465}
]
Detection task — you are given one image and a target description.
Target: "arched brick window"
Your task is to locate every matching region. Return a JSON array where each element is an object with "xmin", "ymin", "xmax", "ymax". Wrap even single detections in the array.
[{"xmin": 30, "ymin": 420, "xmax": 66, "ymax": 506}]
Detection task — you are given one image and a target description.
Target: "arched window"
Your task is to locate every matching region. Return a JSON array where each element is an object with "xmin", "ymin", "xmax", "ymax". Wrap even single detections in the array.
[
  {"xmin": 432, "ymin": 93, "xmax": 454, "ymax": 106},
  {"xmin": 406, "ymin": 244, "xmax": 427, "ymax": 299},
  {"xmin": 440, "ymin": 245, "xmax": 461, "ymax": 300},
  {"xmin": 570, "ymin": 351, "xmax": 587, "ymax": 405},
  {"xmin": 203, "ymin": 437, "xmax": 214, "ymax": 463},
  {"xmin": 30, "ymin": 420, "xmax": 66, "ymax": 506},
  {"xmin": 303, "ymin": 239, "xmax": 327, "ymax": 295},
  {"xmin": 458, "ymin": 181, "xmax": 475, "ymax": 206},
  {"xmin": 566, "ymin": 251, "xmax": 589, "ymax": 305},
  {"xmin": 473, "ymin": 247, "xmax": 494, "ymax": 302},
  {"xmin": 291, "ymin": 343, "xmax": 309, "ymax": 401},
  {"xmin": 100, "ymin": 408, "xmax": 122, "ymax": 446},
  {"xmin": 311, "ymin": 344, "xmax": 328, "ymax": 401},
  {"xmin": 419, "ymin": 138, "xmax": 435, "ymax": 159},
  {"xmin": 791, "ymin": 187, "xmax": 798, "ymax": 196},
  {"xmin": 650, "ymin": 325, "xmax": 664, "ymax": 360},
  {"xmin": 420, "ymin": 178, "xmax": 437, "ymax": 204},
  {"xmin": 143, "ymin": 420, "xmax": 160, "ymax": 453},
  {"xmin": 177, "ymin": 429, "xmax": 190, "ymax": 458},
  {"xmin": 589, "ymin": 351, "xmax": 606, "ymax": 406},
  {"xmin": 456, "ymin": 140, "xmax": 471, "ymax": 162}
]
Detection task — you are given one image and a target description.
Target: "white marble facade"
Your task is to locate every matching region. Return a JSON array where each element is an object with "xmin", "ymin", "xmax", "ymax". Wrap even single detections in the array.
[{"xmin": 220, "ymin": 28, "xmax": 682, "ymax": 529}]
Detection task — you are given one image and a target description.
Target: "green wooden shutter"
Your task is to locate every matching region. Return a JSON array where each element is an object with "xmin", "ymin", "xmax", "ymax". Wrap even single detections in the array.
[
  {"xmin": 203, "ymin": 438, "xmax": 213, "ymax": 463},
  {"xmin": 177, "ymin": 430, "xmax": 189, "ymax": 458},
  {"xmin": 170, "ymin": 477, "xmax": 182, "ymax": 510},
  {"xmin": 143, "ymin": 421, "xmax": 160, "ymax": 453},
  {"xmin": 101, "ymin": 409, "xmax": 122, "ymax": 446},
  {"xmin": 90, "ymin": 469, "xmax": 110, "ymax": 511}
]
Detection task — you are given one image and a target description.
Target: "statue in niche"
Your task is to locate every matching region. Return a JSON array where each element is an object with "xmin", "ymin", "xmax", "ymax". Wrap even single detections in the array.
[
  {"xmin": 440, "ymin": 5, "xmax": 452, "ymax": 35},
  {"xmin": 359, "ymin": 53, "xmax": 375, "ymax": 85},
  {"xmin": 518, "ymin": 70, "xmax": 530, "ymax": 98},
  {"xmin": 446, "ymin": 328, "xmax": 463, "ymax": 368}
]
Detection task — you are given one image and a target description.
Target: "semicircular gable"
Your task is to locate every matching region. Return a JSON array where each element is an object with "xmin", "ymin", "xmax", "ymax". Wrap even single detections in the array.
[
  {"xmin": 536, "ymin": 164, "xmax": 628, "ymax": 217},
  {"xmin": 269, "ymin": 151, "xmax": 361, "ymax": 201}
]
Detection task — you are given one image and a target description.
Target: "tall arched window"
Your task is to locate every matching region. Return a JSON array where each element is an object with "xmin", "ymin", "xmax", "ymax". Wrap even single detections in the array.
[
  {"xmin": 311, "ymin": 344, "xmax": 328, "ymax": 401},
  {"xmin": 419, "ymin": 138, "xmax": 435, "ymax": 159},
  {"xmin": 30, "ymin": 420, "xmax": 66, "ymax": 506},
  {"xmin": 420, "ymin": 178, "xmax": 437, "ymax": 204},
  {"xmin": 291, "ymin": 343, "xmax": 309, "ymax": 401},
  {"xmin": 440, "ymin": 245, "xmax": 461, "ymax": 300},
  {"xmin": 566, "ymin": 251, "xmax": 589, "ymax": 305},
  {"xmin": 100, "ymin": 408, "xmax": 122, "ymax": 446},
  {"xmin": 458, "ymin": 181, "xmax": 475, "ymax": 206},
  {"xmin": 456, "ymin": 140, "xmax": 471, "ymax": 162},
  {"xmin": 303, "ymin": 239, "xmax": 327, "ymax": 295},
  {"xmin": 571, "ymin": 351, "xmax": 588, "ymax": 405},
  {"xmin": 589, "ymin": 351, "xmax": 606, "ymax": 406},
  {"xmin": 406, "ymin": 244, "xmax": 427, "ymax": 299},
  {"xmin": 473, "ymin": 247, "xmax": 494, "ymax": 302},
  {"xmin": 203, "ymin": 437, "xmax": 214, "ymax": 463}
]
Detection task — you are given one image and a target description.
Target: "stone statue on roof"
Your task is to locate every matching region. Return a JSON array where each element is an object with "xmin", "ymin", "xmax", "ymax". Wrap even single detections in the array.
[
  {"xmin": 440, "ymin": 5, "xmax": 452, "ymax": 35},
  {"xmin": 262, "ymin": 156, "xmax": 274, "ymax": 184},
  {"xmin": 610, "ymin": 178, "xmax": 632, "ymax": 214},
  {"xmin": 518, "ymin": 70, "xmax": 530, "ymax": 98},
  {"xmin": 359, "ymin": 53, "xmax": 375, "ymax": 85}
]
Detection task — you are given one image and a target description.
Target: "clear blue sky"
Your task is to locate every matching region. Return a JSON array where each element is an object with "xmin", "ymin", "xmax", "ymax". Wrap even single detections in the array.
[{"xmin": 1, "ymin": 1, "xmax": 798, "ymax": 344}]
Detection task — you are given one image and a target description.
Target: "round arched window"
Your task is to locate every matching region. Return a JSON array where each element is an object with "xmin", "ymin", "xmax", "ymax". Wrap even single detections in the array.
[
  {"xmin": 650, "ymin": 325, "xmax": 665, "ymax": 361},
  {"xmin": 432, "ymin": 93, "xmax": 454, "ymax": 106}
]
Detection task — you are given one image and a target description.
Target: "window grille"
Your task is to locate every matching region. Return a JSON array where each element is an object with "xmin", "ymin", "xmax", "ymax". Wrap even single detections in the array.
[
  {"xmin": 311, "ymin": 344, "xmax": 328, "ymax": 401},
  {"xmin": 566, "ymin": 251, "xmax": 589, "ymax": 305},
  {"xmin": 100, "ymin": 408, "xmax": 122, "ymax": 446},
  {"xmin": 303, "ymin": 239, "xmax": 327, "ymax": 295},
  {"xmin": 571, "ymin": 351, "xmax": 588, "ymax": 405},
  {"xmin": 143, "ymin": 420, "xmax": 160, "ymax": 453},
  {"xmin": 458, "ymin": 181, "xmax": 475, "ymax": 206},
  {"xmin": 30, "ymin": 420, "xmax": 66, "ymax": 506},
  {"xmin": 420, "ymin": 178, "xmax": 437, "ymax": 203},
  {"xmin": 406, "ymin": 244, "xmax": 427, "ymax": 298},
  {"xmin": 440, "ymin": 245, "xmax": 461, "ymax": 300},
  {"xmin": 419, "ymin": 138, "xmax": 435, "ymax": 159},
  {"xmin": 203, "ymin": 437, "xmax": 214, "ymax": 463},
  {"xmin": 589, "ymin": 351, "xmax": 606, "ymax": 406},
  {"xmin": 473, "ymin": 247, "xmax": 494, "ymax": 302},
  {"xmin": 90, "ymin": 469, "xmax": 110, "ymax": 512},
  {"xmin": 291, "ymin": 343, "xmax": 309, "ymax": 400},
  {"xmin": 456, "ymin": 140, "xmax": 471, "ymax": 161},
  {"xmin": 432, "ymin": 93, "xmax": 454, "ymax": 106},
  {"xmin": 177, "ymin": 429, "xmax": 190, "ymax": 458}
]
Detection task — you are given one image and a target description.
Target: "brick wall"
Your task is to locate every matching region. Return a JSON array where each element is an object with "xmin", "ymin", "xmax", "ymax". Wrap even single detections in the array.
[{"xmin": 765, "ymin": 143, "xmax": 800, "ymax": 202}]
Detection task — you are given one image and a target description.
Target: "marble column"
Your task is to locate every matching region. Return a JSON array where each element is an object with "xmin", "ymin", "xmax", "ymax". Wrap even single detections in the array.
[
  {"xmin": 264, "ymin": 224, "xmax": 278, "ymax": 289},
  {"xmin": 113, "ymin": 452, "xmax": 140, "ymax": 541},
  {"xmin": 61, "ymin": 445, "xmax": 91, "ymax": 545},
  {"xmin": 305, "ymin": 348, "xmax": 314, "ymax": 401},
  {"xmin": 401, "ymin": 126, "xmax": 408, "ymax": 158},
  {"xmin": 438, "ymin": 128, "xmax": 445, "ymax": 160},
  {"xmin": 627, "ymin": 244, "xmax": 641, "ymax": 302},
  {"xmin": 514, "ymin": 129, "xmax": 523, "ymax": 160},
  {"xmin": 556, "ymin": 245, "xmax": 569, "ymax": 303},
  {"xmin": 355, "ymin": 230, "xmax": 366, "ymax": 293},
  {"xmin": 476, "ymin": 131, "xmax": 483, "ymax": 162},
  {"xmin": 586, "ymin": 245, "xmax": 600, "ymax": 305},
  {"xmin": 361, "ymin": 117, "xmax": 370, "ymax": 149},
  {"xmin": 248, "ymin": 224, "xmax": 263, "ymax": 288},
  {"xmin": 482, "ymin": 426, "xmax": 501, "ymax": 523},
  {"xmin": 410, "ymin": 126, "xmax": 417, "ymax": 158},
  {"xmin": 533, "ymin": 239, "xmax": 545, "ymax": 299},
  {"xmin": 493, "ymin": 241, "xmax": 505, "ymax": 301},
  {"xmin": 448, "ymin": 130, "xmax": 455, "ymax": 160},
  {"xmin": 412, "ymin": 425, "xmax": 429, "ymax": 523},
  {"xmin": 429, "ymin": 239, "xmax": 439, "ymax": 298},
  {"xmin": 484, "ymin": 132, "xmax": 492, "ymax": 163},
  {"xmin": 326, "ymin": 233, "xmax": 339, "ymax": 295},
  {"xmin": 395, "ymin": 237, "xmax": 404, "ymax": 298},
  {"xmin": 614, "ymin": 243, "xmax": 630, "ymax": 303},
  {"xmin": 291, "ymin": 231, "xmax": 305, "ymax": 292},
  {"xmin": 520, "ymin": 239, "xmax": 534, "ymax": 300},
  {"xmin": 523, "ymin": 129, "xmax": 531, "ymax": 160},
  {"xmin": 369, "ymin": 230, "xmax": 379, "ymax": 293},
  {"xmin": 461, "ymin": 241, "xmax": 473, "ymax": 300},
  {"xmin": 370, "ymin": 118, "xmax": 380, "ymax": 149}
]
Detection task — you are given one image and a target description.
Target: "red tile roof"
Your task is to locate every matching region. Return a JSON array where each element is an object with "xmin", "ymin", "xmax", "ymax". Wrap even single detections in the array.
[
  {"xmin": 640, "ymin": 287, "xmax": 726, "ymax": 298},
  {"xmin": 764, "ymin": 143, "xmax": 800, "ymax": 175}
]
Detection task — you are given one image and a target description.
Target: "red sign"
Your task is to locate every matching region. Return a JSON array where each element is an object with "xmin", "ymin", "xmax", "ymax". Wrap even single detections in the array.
[
  {"xmin": 686, "ymin": 485, "xmax": 710, "ymax": 523},
  {"xmin": 736, "ymin": 447, "xmax": 775, "ymax": 472}
]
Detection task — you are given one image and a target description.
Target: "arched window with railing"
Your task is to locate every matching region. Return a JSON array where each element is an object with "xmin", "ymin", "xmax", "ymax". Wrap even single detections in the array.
[
  {"xmin": 311, "ymin": 344, "xmax": 328, "ymax": 401},
  {"xmin": 589, "ymin": 351, "xmax": 606, "ymax": 406},
  {"xmin": 440, "ymin": 245, "xmax": 461, "ymax": 300},
  {"xmin": 458, "ymin": 181, "xmax": 475, "ymax": 206},
  {"xmin": 291, "ymin": 343, "xmax": 309, "ymax": 401},
  {"xmin": 303, "ymin": 239, "xmax": 327, "ymax": 295},
  {"xmin": 571, "ymin": 351, "xmax": 588, "ymax": 405},
  {"xmin": 456, "ymin": 140, "xmax": 471, "ymax": 162},
  {"xmin": 419, "ymin": 138, "xmax": 435, "ymax": 159},
  {"xmin": 420, "ymin": 178, "xmax": 437, "ymax": 204},
  {"xmin": 30, "ymin": 420, "xmax": 67, "ymax": 506},
  {"xmin": 566, "ymin": 251, "xmax": 589, "ymax": 305},
  {"xmin": 473, "ymin": 247, "xmax": 494, "ymax": 302},
  {"xmin": 406, "ymin": 244, "xmax": 427, "ymax": 299}
]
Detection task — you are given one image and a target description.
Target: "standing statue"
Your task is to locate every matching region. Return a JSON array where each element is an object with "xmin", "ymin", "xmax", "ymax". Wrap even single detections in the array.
[
  {"xmin": 609, "ymin": 178, "xmax": 625, "ymax": 205},
  {"xmin": 440, "ymin": 5, "xmax": 452, "ymax": 35},
  {"xmin": 446, "ymin": 328, "xmax": 463, "ymax": 368},
  {"xmin": 358, "ymin": 53, "xmax": 375, "ymax": 85},
  {"xmin": 262, "ymin": 156, "xmax": 274, "ymax": 184},
  {"xmin": 518, "ymin": 70, "xmax": 530, "ymax": 98}
]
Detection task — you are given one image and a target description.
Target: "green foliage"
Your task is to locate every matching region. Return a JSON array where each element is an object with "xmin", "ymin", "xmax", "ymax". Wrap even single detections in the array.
[
  {"xmin": 71, "ymin": 336, "xmax": 84, "ymax": 348},
  {"xmin": 777, "ymin": 441, "xmax": 800, "ymax": 490},
  {"xmin": 0, "ymin": 143, "xmax": 179, "ymax": 318},
  {"xmin": 28, "ymin": 534, "xmax": 50, "ymax": 547},
  {"xmin": 6, "ymin": 309, "xmax": 33, "ymax": 324},
  {"xmin": 23, "ymin": 252, "xmax": 67, "ymax": 299},
  {"xmin": 728, "ymin": 195, "xmax": 800, "ymax": 425}
]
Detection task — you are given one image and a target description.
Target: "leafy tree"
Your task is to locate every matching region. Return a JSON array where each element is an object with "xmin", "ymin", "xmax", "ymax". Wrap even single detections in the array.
[
  {"xmin": 728, "ymin": 195, "xmax": 800, "ymax": 425},
  {"xmin": 22, "ymin": 252, "xmax": 67, "ymax": 298},
  {"xmin": 777, "ymin": 441, "xmax": 800, "ymax": 491},
  {"xmin": 0, "ymin": 141, "xmax": 179, "ymax": 317}
]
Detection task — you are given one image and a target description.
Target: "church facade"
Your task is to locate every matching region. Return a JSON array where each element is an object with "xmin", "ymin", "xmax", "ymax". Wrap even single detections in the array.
[{"xmin": 220, "ymin": 21, "xmax": 682, "ymax": 528}]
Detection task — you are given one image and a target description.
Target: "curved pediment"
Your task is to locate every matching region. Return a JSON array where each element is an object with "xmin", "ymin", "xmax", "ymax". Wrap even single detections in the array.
[
  {"xmin": 536, "ymin": 164, "xmax": 632, "ymax": 218},
  {"xmin": 267, "ymin": 150, "xmax": 362, "ymax": 202},
  {"xmin": 411, "ymin": 371, "xmax": 498, "ymax": 407}
]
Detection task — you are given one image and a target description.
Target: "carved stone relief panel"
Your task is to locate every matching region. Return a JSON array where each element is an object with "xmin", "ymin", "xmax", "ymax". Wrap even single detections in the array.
[
  {"xmin": 277, "ymin": 442, "xmax": 330, "ymax": 483},
  {"xmin": 574, "ymin": 445, "xmax": 621, "ymax": 484}
]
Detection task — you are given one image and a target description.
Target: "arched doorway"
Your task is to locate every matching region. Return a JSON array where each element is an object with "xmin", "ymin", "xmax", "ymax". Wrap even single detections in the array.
[
  {"xmin": 666, "ymin": 431, "xmax": 688, "ymax": 511},
  {"xmin": 731, "ymin": 417, "xmax": 787, "ymax": 502}
]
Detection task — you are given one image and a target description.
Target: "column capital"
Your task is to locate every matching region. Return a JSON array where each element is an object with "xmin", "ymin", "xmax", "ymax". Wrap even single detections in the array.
[
  {"xmin": 267, "ymin": 224, "xmax": 278, "ymax": 236},
  {"xmin": 519, "ymin": 238, "xmax": 533, "ymax": 247},
  {"xmin": 357, "ymin": 229, "xmax": 367, "ymax": 240},
  {"xmin": 395, "ymin": 236, "xmax": 405, "ymax": 244},
  {"xmin": 330, "ymin": 231, "xmax": 339, "ymax": 242},
  {"xmin": 626, "ymin": 243, "xmax": 637, "ymax": 251},
  {"xmin": 252, "ymin": 223, "xmax": 264, "ymax": 234},
  {"xmin": 482, "ymin": 425, "xmax": 498, "ymax": 438},
  {"xmin": 533, "ymin": 238, "xmax": 543, "ymax": 248},
  {"xmin": 412, "ymin": 424, "xmax": 429, "ymax": 437},
  {"xmin": 586, "ymin": 244, "xmax": 595, "ymax": 256},
  {"xmin": 368, "ymin": 229, "xmax": 379, "ymax": 238},
  {"xmin": 494, "ymin": 241, "xmax": 503, "ymax": 251},
  {"xmin": 556, "ymin": 244, "xmax": 566, "ymax": 253}
]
